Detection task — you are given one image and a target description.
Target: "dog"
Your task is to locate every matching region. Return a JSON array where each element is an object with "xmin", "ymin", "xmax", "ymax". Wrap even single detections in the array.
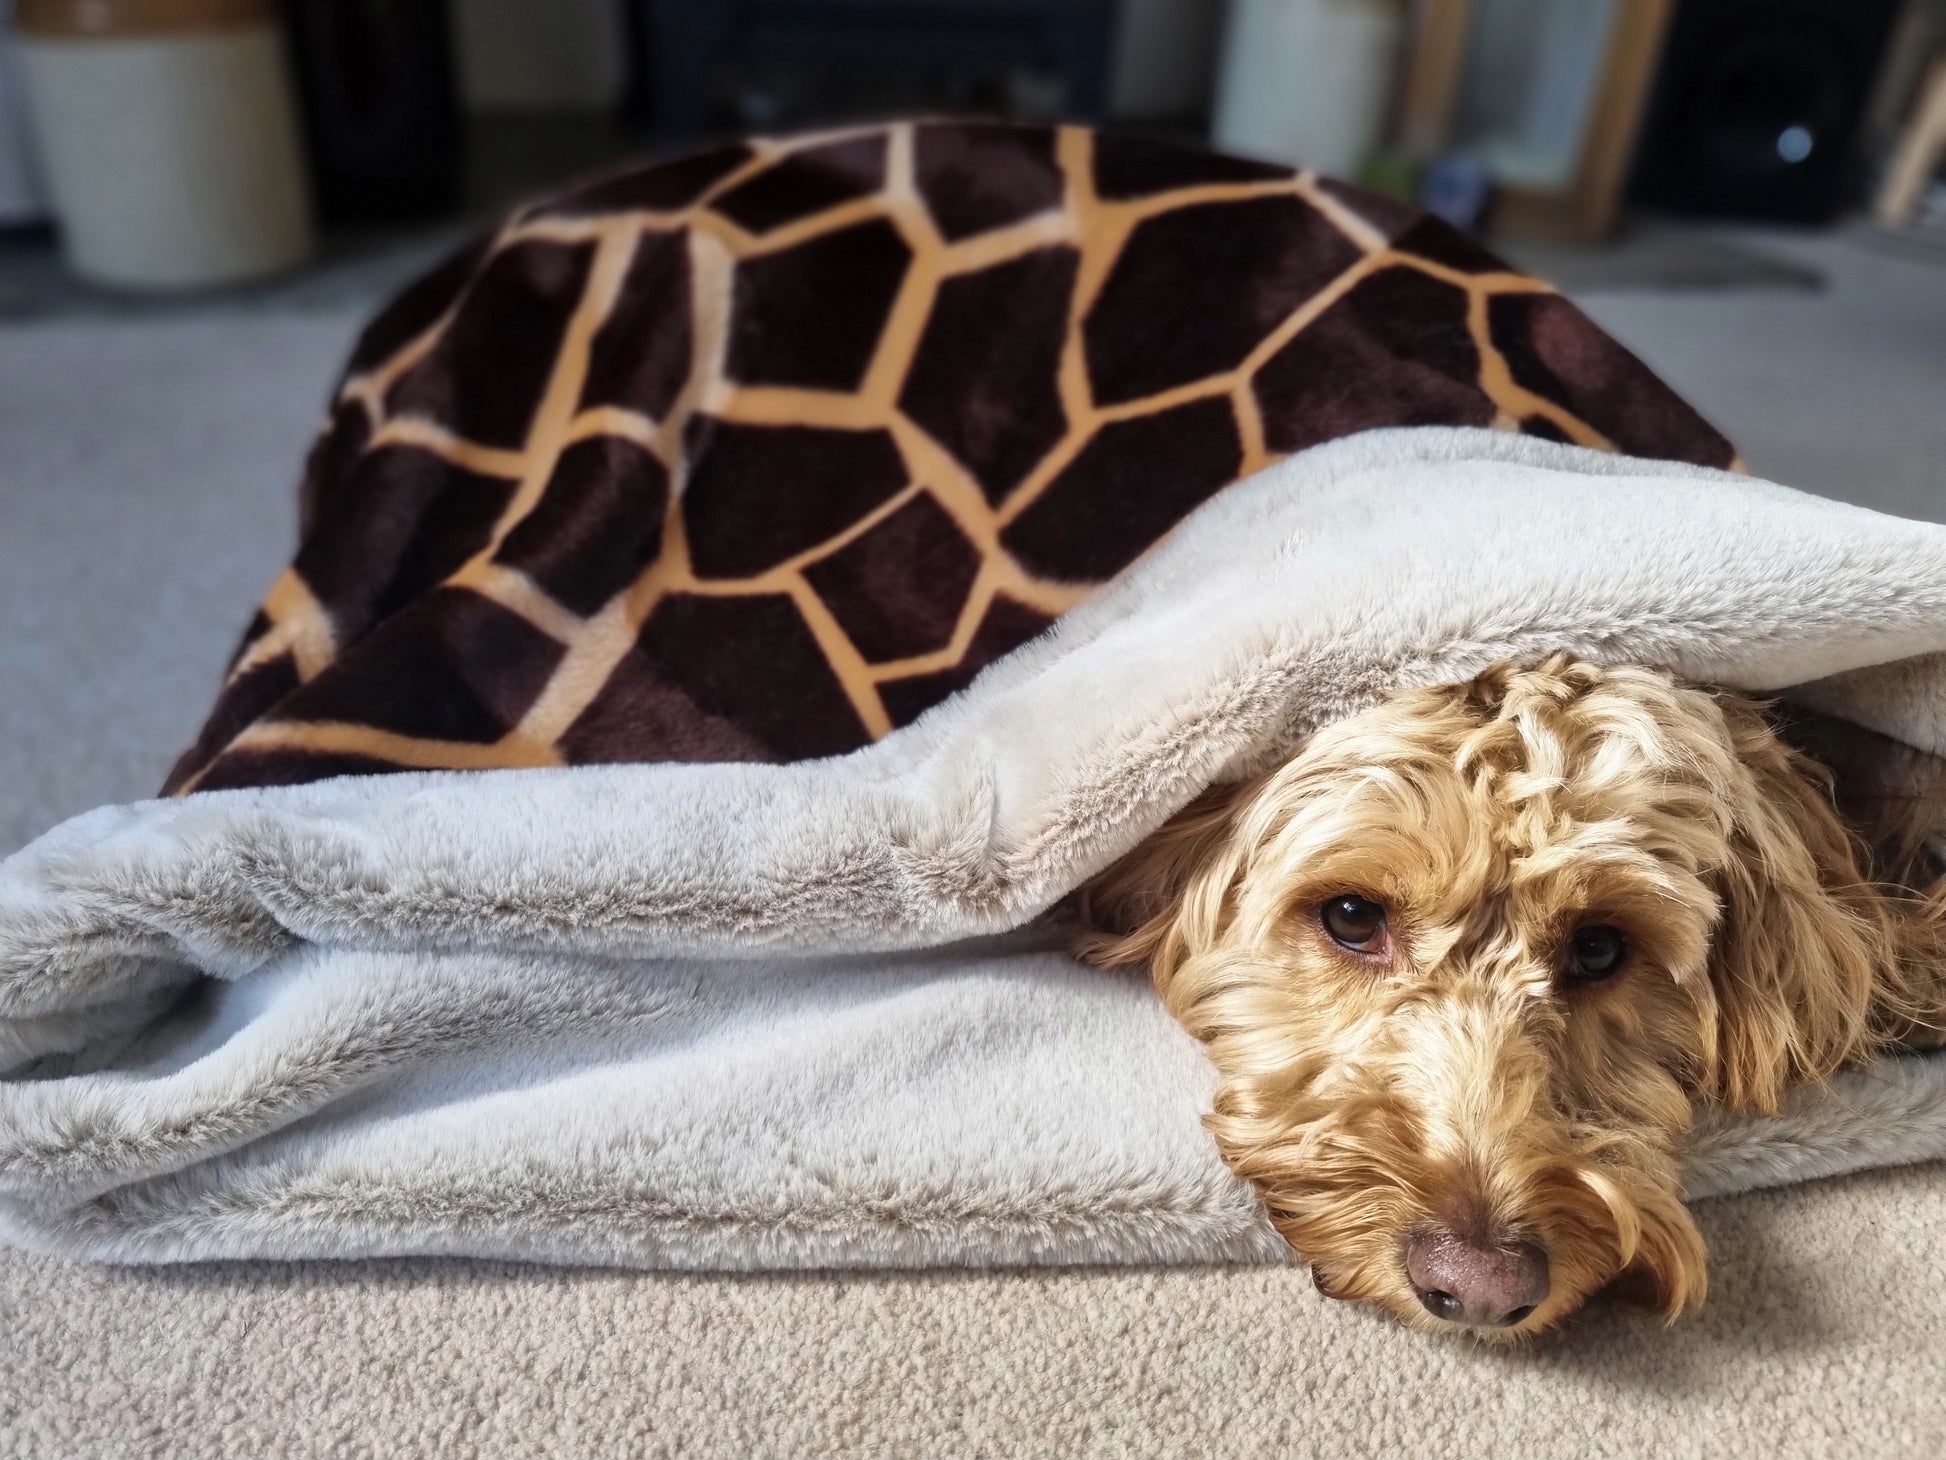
[{"xmin": 1077, "ymin": 654, "xmax": 1946, "ymax": 1338}]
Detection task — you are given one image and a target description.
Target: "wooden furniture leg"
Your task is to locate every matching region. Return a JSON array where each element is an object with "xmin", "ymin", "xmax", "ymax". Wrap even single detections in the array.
[{"xmin": 1877, "ymin": 54, "xmax": 1946, "ymax": 229}]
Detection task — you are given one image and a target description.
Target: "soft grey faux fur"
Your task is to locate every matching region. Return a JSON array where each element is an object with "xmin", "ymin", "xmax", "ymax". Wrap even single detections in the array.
[{"xmin": 3, "ymin": 428, "xmax": 1945, "ymax": 1267}]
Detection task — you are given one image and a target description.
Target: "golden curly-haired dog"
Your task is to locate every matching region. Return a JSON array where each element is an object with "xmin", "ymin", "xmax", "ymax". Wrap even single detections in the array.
[{"xmin": 1079, "ymin": 655, "xmax": 1946, "ymax": 1339}]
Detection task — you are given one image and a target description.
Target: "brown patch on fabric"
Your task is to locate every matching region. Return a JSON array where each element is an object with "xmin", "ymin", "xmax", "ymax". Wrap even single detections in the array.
[
  {"xmin": 635, "ymin": 593, "xmax": 870, "ymax": 759},
  {"xmin": 1002, "ymin": 396, "xmax": 1242, "ymax": 582},
  {"xmin": 268, "ymin": 588, "xmax": 565, "ymax": 744},
  {"xmin": 681, "ymin": 417, "xmax": 909, "ymax": 579},
  {"xmin": 1519, "ymin": 415, "xmax": 1574, "ymax": 445},
  {"xmin": 161, "ymin": 652, "xmax": 301, "ymax": 794},
  {"xmin": 346, "ymin": 232, "xmax": 490, "ymax": 375},
  {"xmin": 914, "ymin": 121, "xmax": 1065, "ymax": 240},
  {"xmin": 898, "ymin": 245, "xmax": 1078, "ymax": 504},
  {"xmin": 536, "ymin": 143, "xmax": 754, "ymax": 217},
  {"xmin": 1254, "ymin": 266, "xmax": 1495, "ymax": 454},
  {"xmin": 580, "ymin": 229, "xmax": 692, "ymax": 421},
  {"xmin": 561, "ymin": 647, "xmax": 774, "ymax": 764},
  {"xmin": 495, "ymin": 436, "xmax": 669, "ymax": 617},
  {"xmin": 1346, "ymin": 266, "xmax": 1482, "ymax": 379},
  {"xmin": 297, "ymin": 403, "xmax": 371, "ymax": 539},
  {"xmin": 713, "ymin": 135, "xmax": 888, "ymax": 233},
  {"xmin": 879, "ymin": 595, "xmax": 1055, "ymax": 727},
  {"xmin": 293, "ymin": 446, "xmax": 519, "ymax": 643},
  {"xmin": 227, "ymin": 611, "xmax": 273, "ymax": 671},
  {"xmin": 1489, "ymin": 293, "xmax": 1736, "ymax": 468},
  {"xmin": 1085, "ymin": 196, "xmax": 1364, "ymax": 404},
  {"xmin": 1394, "ymin": 219, "xmax": 1513, "ymax": 275},
  {"xmin": 1091, "ymin": 133, "xmax": 1290, "ymax": 200},
  {"xmin": 192, "ymin": 749, "xmax": 413, "ymax": 793},
  {"xmin": 386, "ymin": 240, "xmax": 595, "ymax": 449},
  {"xmin": 727, "ymin": 218, "xmax": 911, "ymax": 390},
  {"xmin": 804, "ymin": 493, "xmax": 982, "ymax": 662}
]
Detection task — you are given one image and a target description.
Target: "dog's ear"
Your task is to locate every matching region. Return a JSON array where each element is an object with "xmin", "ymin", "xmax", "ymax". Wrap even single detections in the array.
[
  {"xmin": 1073, "ymin": 782, "xmax": 1252, "ymax": 978},
  {"xmin": 1700, "ymin": 699, "xmax": 1910, "ymax": 1114}
]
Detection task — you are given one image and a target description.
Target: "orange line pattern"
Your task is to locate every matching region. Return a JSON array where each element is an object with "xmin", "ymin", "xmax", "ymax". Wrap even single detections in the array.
[{"xmin": 169, "ymin": 122, "xmax": 1734, "ymax": 794}]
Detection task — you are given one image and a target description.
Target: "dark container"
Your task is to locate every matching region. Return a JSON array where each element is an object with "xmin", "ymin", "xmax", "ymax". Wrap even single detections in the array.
[
  {"xmin": 282, "ymin": 0, "xmax": 464, "ymax": 221},
  {"xmin": 1628, "ymin": 0, "xmax": 1902, "ymax": 224}
]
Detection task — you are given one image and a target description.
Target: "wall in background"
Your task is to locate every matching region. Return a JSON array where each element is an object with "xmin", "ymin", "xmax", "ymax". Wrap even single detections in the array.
[
  {"xmin": 1109, "ymin": 0, "xmax": 1221, "ymax": 119},
  {"xmin": 453, "ymin": 0, "xmax": 625, "ymax": 111},
  {"xmin": 1454, "ymin": 0, "xmax": 1615, "ymax": 191},
  {"xmin": 0, "ymin": 29, "xmax": 46, "ymax": 220},
  {"xmin": 453, "ymin": 0, "xmax": 1220, "ymax": 120},
  {"xmin": 1212, "ymin": 0, "xmax": 1402, "ymax": 175}
]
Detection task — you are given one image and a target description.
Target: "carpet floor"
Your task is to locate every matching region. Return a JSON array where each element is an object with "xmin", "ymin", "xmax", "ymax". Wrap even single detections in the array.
[{"xmin": 1, "ymin": 225, "xmax": 1942, "ymax": 1459}]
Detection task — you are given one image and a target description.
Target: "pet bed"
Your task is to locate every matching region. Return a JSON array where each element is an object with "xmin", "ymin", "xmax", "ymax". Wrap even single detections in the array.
[{"xmin": 3, "ymin": 123, "xmax": 1943, "ymax": 1267}]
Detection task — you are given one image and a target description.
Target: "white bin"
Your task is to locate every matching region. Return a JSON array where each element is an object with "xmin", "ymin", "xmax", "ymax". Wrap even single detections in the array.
[
  {"xmin": 1213, "ymin": 0, "xmax": 1405, "ymax": 179},
  {"xmin": 14, "ymin": 0, "xmax": 312, "ymax": 290}
]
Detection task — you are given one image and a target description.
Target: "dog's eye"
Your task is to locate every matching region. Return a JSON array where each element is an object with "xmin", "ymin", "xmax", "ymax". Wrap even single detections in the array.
[
  {"xmin": 1564, "ymin": 925, "xmax": 1629, "ymax": 982},
  {"xmin": 1320, "ymin": 895, "xmax": 1388, "ymax": 953}
]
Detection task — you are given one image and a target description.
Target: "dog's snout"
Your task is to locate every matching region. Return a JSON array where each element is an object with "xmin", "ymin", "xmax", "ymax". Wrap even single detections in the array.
[{"xmin": 1405, "ymin": 1231, "xmax": 1549, "ymax": 1328}]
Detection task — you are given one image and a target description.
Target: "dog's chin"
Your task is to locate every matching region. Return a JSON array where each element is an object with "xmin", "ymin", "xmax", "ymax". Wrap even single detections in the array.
[
  {"xmin": 1205, "ymin": 1076, "xmax": 1710, "ymax": 1338},
  {"xmin": 1258, "ymin": 1165, "xmax": 1708, "ymax": 1342}
]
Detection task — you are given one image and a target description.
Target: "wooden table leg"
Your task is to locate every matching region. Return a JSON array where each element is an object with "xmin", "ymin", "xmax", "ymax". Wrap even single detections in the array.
[{"xmin": 1877, "ymin": 54, "xmax": 1946, "ymax": 229}]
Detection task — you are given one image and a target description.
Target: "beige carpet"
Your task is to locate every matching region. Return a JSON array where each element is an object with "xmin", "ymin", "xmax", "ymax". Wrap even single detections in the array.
[
  {"xmin": 3, "ymin": 226, "xmax": 1944, "ymax": 1458},
  {"xmin": 5, "ymin": 1166, "xmax": 1943, "ymax": 1459}
]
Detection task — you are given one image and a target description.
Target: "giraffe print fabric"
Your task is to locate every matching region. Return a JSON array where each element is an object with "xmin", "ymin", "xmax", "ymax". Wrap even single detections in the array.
[{"xmin": 165, "ymin": 122, "xmax": 1735, "ymax": 795}]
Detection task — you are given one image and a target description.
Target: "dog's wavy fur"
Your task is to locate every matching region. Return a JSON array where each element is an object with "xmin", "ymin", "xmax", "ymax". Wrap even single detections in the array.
[{"xmin": 1077, "ymin": 655, "xmax": 1946, "ymax": 1338}]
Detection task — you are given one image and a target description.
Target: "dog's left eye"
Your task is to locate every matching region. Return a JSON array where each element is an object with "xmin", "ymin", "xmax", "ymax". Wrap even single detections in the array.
[
  {"xmin": 1320, "ymin": 895, "xmax": 1388, "ymax": 953},
  {"xmin": 1564, "ymin": 925, "xmax": 1629, "ymax": 982}
]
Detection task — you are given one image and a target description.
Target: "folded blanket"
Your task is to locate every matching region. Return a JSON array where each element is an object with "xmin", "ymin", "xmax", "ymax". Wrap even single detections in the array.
[{"xmin": 3, "ymin": 124, "xmax": 1943, "ymax": 1269}]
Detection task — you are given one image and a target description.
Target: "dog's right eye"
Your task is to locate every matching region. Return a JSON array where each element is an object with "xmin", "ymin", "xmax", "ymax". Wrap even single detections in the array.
[
  {"xmin": 1320, "ymin": 895, "xmax": 1388, "ymax": 953},
  {"xmin": 1564, "ymin": 924, "xmax": 1629, "ymax": 982}
]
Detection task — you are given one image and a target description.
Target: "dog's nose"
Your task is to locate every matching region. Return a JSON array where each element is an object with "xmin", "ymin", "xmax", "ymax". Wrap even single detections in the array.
[{"xmin": 1405, "ymin": 1231, "xmax": 1550, "ymax": 1328}]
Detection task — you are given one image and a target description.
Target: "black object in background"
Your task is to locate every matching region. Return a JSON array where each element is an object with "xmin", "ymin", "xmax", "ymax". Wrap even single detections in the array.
[
  {"xmin": 283, "ymin": 0, "xmax": 465, "ymax": 221},
  {"xmin": 622, "ymin": 0, "xmax": 1117, "ymax": 140},
  {"xmin": 1628, "ymin": 0, "xmax": 1901, "ymax": 223}
]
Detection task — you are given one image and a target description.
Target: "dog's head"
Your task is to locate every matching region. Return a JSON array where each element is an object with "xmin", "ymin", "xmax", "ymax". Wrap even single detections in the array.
[{"xmin": 1081, "ymin": 656, "xmax": 1934, "ymax": 1338}]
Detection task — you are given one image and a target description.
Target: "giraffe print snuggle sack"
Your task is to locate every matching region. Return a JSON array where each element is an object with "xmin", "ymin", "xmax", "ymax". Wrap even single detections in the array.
[
  {"xmin": 164, "ymin": 121, "xmax": 1739, "ymax": 791},
  {"xmin": 4, "ymin": 123, "xmax": 1946, "ymax": 1270}
]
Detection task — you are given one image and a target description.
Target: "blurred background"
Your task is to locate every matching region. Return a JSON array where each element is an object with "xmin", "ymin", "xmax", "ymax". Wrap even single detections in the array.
[
  {"xmin": 0, "ymin": 0, "xmax": 1944, "ymax": 838},
  {"xmin": 3, "ymin": 1, "xmax": 1945, "ymax": 304}
]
